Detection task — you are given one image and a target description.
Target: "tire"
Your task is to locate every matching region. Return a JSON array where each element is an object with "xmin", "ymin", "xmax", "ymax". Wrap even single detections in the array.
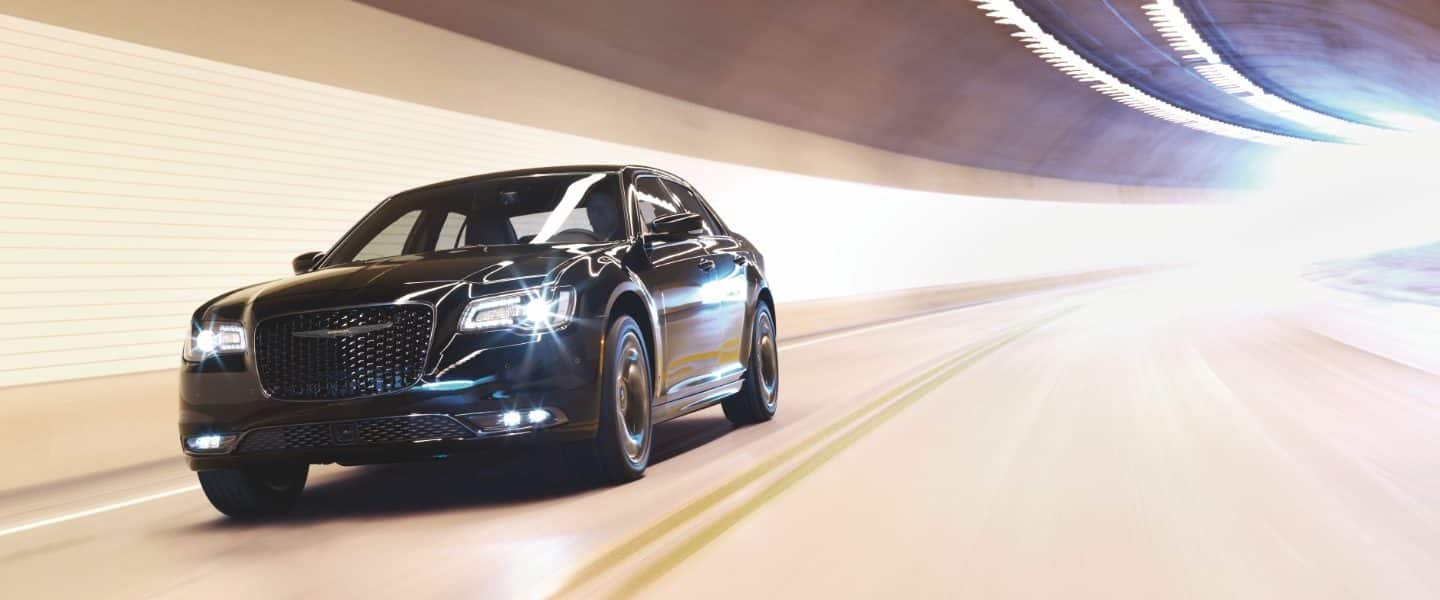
[
  {"xmin": 566, "ymin": 314, "xmax": 653, "ymax": 485},
  {"xmin": 723, "ymin": 301, "xmax": 779, "ymax": 426},
  {"xmin": 197, "ymin": 463, "xmax": 308, "ymax": 518}
]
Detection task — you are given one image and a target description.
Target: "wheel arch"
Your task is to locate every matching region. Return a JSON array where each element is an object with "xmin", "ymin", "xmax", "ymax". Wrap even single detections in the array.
[
  {"xmin": 740, "ymin": 285, "xmax": 776, "ymax": 364},
  {"xmin": 603, "ymin": 281, "xmax": 662, "ymax": 392}
]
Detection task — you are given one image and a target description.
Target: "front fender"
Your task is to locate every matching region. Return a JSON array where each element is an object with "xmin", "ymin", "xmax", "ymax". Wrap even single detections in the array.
[
  {"xmin": 553, "ymin": 251, "xmax": 665, "ymax": 408},
  {"xmin": 600, "ymin": 277, "xmax": 664, "ymax": 388}
]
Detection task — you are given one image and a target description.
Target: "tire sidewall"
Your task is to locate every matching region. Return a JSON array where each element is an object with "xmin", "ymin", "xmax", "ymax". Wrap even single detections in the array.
[
  {"xmin": 603, "ymin": 315, "xmax": 651, "ymax": 477},
  {"xmin": 752, "ymin": 302, "xmax": 779, "ymax": 417}
]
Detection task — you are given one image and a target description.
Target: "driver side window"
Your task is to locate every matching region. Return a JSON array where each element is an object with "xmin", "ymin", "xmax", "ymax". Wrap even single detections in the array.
[
  {"xmin": 633, "ymin": 176, "xmax": 681, "ymax": 233},
  {"xmin": 662, "ymin": 179, "xmax": 719, "ymax": 235}
]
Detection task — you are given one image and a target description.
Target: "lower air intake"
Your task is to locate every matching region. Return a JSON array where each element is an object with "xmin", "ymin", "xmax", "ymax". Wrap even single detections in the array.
[{"xmin": 236, "ymin": 415, "xmax": 473, "ymax": 454}]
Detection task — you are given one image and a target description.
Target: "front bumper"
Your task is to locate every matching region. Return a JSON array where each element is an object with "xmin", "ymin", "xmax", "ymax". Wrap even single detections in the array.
[
  {"xmin": 182, "ymin": 415, "xmax": 595, "ymax": 470},
  {"xmin": 180, "ymin": 321, "xmax": 605, "ymax": 471}
]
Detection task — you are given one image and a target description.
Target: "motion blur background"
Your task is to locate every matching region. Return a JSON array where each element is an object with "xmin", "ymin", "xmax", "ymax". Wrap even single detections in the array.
[{"xmin": 1, "ymin": 1, "xmax": 1439, "ymax": 598}]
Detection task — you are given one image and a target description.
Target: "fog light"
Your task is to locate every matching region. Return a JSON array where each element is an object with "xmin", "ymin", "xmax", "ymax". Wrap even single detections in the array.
[
  {"xmin": 500, "ymin": 410, "xmax": 523, "ymax": 428},
  {"xmin": 184, "ymin": 433, "xmax": 237, "ymax": 454},
  {"xmin": 460, "ymin": 407, "xmax": 569, "ymax": 433}
]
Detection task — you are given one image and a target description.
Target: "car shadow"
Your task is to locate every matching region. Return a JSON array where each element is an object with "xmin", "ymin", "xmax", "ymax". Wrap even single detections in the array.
[
  {"xmin": 187, "ymin": 413, "xmax": 737, "ymax": 528},
  {"xmin": 649, "ymin": 413, "xmax": 735, "ymax": 464}
]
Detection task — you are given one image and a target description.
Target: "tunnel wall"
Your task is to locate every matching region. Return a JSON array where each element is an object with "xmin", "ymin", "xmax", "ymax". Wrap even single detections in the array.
[
  {"xmin": 0, "ymin": 0, "xmax": 1258, "ymax": 205},
  {"xmin": 0, "ymin": 1, "xmax": 1264, "ymax": 492},
  {"xmin": 0, "ymin": 8, "xmax": 1248, "ymax": 389}
]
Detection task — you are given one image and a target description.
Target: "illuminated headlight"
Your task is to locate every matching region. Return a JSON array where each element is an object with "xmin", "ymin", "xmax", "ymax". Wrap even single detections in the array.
[
  {"xmin": 184, "ymin": 433, "xmax": 237, "ymax": 454},
  {"xmin": 459, "ymin": 287, "xmax": 575, "ymax": 332},
  {"xmin": 183, "ymin": 321, "xmax": 246, "ymax": 362},
  {"xmin": 501, "ymin": 410, "xmax": 524, "ymax": 428}
]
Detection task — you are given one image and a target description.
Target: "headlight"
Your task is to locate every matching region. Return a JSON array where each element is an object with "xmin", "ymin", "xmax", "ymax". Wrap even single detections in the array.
[
  {"xmin": 183, "ymin": 321, "xmax": 246, "ymax": 362},
  {"xmin": 460, "ymin": 287, "xmax": 576, "ymax": 332}
]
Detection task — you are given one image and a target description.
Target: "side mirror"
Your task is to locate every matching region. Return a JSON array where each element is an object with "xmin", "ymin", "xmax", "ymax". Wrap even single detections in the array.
[
  {"xmin": 649, "ymin": 212, "xmax": 705, "ymax": 239},
  {"xmin": 292, "ymin": 251, "xmax": 324, "ymax": 274}
]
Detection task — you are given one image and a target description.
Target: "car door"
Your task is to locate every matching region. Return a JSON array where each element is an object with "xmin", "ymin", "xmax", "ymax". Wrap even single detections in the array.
[
  {"xmin": 630, "ymin": 175, "xmax": 723, "ymax": 401},
  {"xmin": 662, "ymin": 178, "xmax": 748, "ymax": 381}
]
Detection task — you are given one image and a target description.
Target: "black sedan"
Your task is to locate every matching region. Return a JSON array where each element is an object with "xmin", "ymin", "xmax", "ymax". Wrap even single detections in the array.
[{"xmin": 179, "ymin": 165, "xmax": 778, "ymax": 516}]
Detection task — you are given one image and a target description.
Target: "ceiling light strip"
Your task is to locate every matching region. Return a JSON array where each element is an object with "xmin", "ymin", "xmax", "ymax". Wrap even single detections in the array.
[
  {"xmin": 1143, "ymin": 0, "xmax": 1384, "ymax": 142},
  {"xmin": 973, "ymin": 0, "xmax": 1303, "ymax": 147}
]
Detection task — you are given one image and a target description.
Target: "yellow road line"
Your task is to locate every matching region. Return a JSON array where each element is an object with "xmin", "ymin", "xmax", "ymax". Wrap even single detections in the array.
[
  {"xmin": 608, "ymin": 321, "xmax": 1046, "ymax": 597},
  {"xmin": 552, "ymin": 309, "xmax": 1069, "ymax": 599}
]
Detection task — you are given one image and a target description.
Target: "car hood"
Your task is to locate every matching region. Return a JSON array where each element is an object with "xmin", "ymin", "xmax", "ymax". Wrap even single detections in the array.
[{"xmin": 200, "ymin": 243, "xmax": 622, "ymax": 320}]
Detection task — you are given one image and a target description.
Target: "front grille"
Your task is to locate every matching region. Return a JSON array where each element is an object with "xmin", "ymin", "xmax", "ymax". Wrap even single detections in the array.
[
  {"xmin": 236, "ymin": 415, "xmax": 474, "ymax": 454},
  {"xmin": 256, "ymin": 304, "xmax": 433, "ymax": 400}
]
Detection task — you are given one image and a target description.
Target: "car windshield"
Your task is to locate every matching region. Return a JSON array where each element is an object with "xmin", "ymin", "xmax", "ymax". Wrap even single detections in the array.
[{"xmin": 324, "ymin": 172, "xmax": 625, "ymax": 266}]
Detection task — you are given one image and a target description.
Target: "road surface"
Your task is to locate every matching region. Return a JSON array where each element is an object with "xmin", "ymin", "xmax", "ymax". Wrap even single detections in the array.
[{"xmin": 2, "ymin": 269, "xmax": 1438, "ymax": 599}]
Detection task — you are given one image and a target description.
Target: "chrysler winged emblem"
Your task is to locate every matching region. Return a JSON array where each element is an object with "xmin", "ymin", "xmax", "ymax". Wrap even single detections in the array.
[{"xmin": 292, "ymin": 322, "xmax": 393, "ymax": 338}]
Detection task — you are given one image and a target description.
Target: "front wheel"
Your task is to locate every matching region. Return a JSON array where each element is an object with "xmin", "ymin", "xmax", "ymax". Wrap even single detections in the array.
[
  {"xmin": 197, "ymin": 463, "xmax": 308, "ymax": 518},
  {"xmin": 566, "ymin": 314, "xmax": 653, "ymax": 485},
  {"xmin": 723, "ymin": 301, "xmax": 779, "ymax": 425}
]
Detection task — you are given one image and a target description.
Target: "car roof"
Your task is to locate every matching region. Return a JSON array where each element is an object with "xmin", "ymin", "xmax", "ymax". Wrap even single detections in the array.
[{"xmin": 390, "ymin": 164, "xmax": 683, "ymax": 197}]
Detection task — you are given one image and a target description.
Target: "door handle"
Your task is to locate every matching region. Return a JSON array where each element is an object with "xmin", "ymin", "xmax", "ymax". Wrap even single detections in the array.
[
  {"xmin": 698, "ymin": 258, "xmax": 716, "ymax": 272},
  {"xmin": 734, "ymin": 254, "xmax": 748, "ymax": 266}
]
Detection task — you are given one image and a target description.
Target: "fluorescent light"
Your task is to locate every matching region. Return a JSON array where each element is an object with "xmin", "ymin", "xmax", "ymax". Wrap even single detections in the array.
[
  {"xmin": 973, "ymin": 0, "xmax": 1305, "ymax": 147},
  {"xmin": 1142, "ymin": 0, "xmax": 1388, "ymax": 143}
]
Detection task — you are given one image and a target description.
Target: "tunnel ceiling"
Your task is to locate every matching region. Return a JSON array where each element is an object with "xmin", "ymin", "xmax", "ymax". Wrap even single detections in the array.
[
  {"xmin": 358, "ymin": 0, "xmax": 1440, "ymax": 189},
  {"xmin": 1188, "ymin": 0, "xmax": 1440, "ymax": 127}
]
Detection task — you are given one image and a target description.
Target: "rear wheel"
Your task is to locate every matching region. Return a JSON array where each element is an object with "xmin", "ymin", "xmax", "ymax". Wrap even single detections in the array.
[
  {"xmin": 197, "ymin": 463, "xmax": 308, "ymax": 518},
  {"xmin": 566, "ymin": 314, "xmax": 652, "ymax": 485},
  {"xmin": 723, "ymin": 301, "xmax": 779, "ymax": 425}
]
